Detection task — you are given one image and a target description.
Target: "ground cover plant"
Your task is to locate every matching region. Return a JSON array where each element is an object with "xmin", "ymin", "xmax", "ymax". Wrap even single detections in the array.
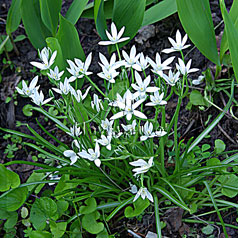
[
  {"xmin": 1, "ymin": 0, "xmax": 238, "ymax": 237},
  {"xmin": 1, "ymin": 16, "xmax": 238, "ymax": 237}
]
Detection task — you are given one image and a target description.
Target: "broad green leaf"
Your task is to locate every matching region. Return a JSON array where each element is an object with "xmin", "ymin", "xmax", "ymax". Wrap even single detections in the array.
[
  {"xmin": 94, "ymin": 0, "xmax": 107, "ymax": 40},
  {"xmin": 81, "ymin": 0, "xmax": 113, "ymax": 19},
  {"xmin": 39, "ymin": 0, "xmax": 62, "ymax": 36},
  {"xmin": 202, "ymin": 225, "xmax": 214, "ymax": 235},
  {"xmin": 30, "ymin": 197, "xmax": 58, "ymax": 230},
  {"xmin": 220, "ymin": 0, "xmax": 238, "ymax": 61},
  {"xmin": 46, "ymin": 37, "xmax": 65, "ymax": 70},
  {"xmin": 142, "ymin": 0, "xmax": 177, "ymax": 27},
  {"xmin": 6, "ymin": 0, "xmax": 22, "ymax": 34},
  {"xmin": 189, "ymin": 90, "xmax": 209, "ymax": 107},
  {"xmin": 26, "ymin": 171, "xmax": 45, "ymax": 194},
  {"xmin": 56, "ymin": 14, "xmax": 85, "ymax": 61},
  {"xmin": 124, "ymin": 197, "xmax": 150, "ymax": 218},
  {"xmin": 50, "ymin": 221, "xmax": 67, "ymax": 237},
  {"xmin": 23, "ymin": 104, "xmax": 33, "ymax": 117},
  {"xmin": 214, "ymin": 139, "xmax": 226, "ymax": 154},
  {"xmin": 176, "ymin": 0, "xmax": 220, "ymax": 65},
  {"xmin": 29, "ymin": 231, "xmax": 52, "ymax": 238},
  {"xmin": 56, "ymin": 200, "xmax": 69, "ymax": 218},
  {"xmin": 21, "ymin": 0, "xmax": 51, "ymax": 49},
  {"xmin": 0, "ymin": 164, "xmax": 20, "ymax": 192},
  {"xmin": 112, "ymin": 0, "xmax": 146, "ymax": 49},
  {"xmin": 4, "ymin": 211, "xmax": 18, "ymax": 229},
  {"xmin": 0, "ymin": 187, "xmax": 28, "ymax": 211},
  {"xmin": 96, "ymin": 228, "xmax": 109, "ymax": 238},
  {"xmin": 54, "ymin": 175, "xmax": 78, "ymax": 199},
  {"xmin": 66, "ymin": 0, "xmax": 89, "ymax": 25},
  {"xmin": 220, "ymin": 1, "xmax": 238, "ymax": 83},
  {"xmin": 218, "ymin": 174, "xmax": 238, "ymax": 198},
  {"xmin": 14, "ymin": 34, "xmax": 26, "ymax": 42},
  {"xmin": 82, "ymin": 211, "xmax": 104, "ymax": 234},
  {"xmin": 80, "ymin": 197, "xmax": 97, "ymax": 214}
]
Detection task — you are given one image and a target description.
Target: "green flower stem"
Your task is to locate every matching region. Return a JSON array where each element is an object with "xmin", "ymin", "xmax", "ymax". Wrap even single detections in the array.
[
  {"xmin": 143, "ymin": 69, "xmax": 147, "ymax": 78},
  {"xmin": 173, "ymin": 96, "xmax": 182, "ymax": 173},
  {"xmin": 131, "ymin": 67, "xmax": 135, "ymax": 84},
  {"xmin": 85, "ymin": 75, "xmax": 106, "ymax": 97},
  {"xmin": 153, "ymin": 106, "xmax": 160, "ymax": 122},
  {"xmin": 115, "ymin": 43, "xmax": 121, "ymax": 61},
  {"xmin": 160, "ymin": 106, "xmax": 166, "ymax": 177},
  {"xmin": 180, "ymin": 50, "xmax": 185, "ymax": 62},
  {"xmin": 165, "ymin": 87, "xmax": 174, "ymax": 101},
  {"xmin": 116, "ymin": 43, "xmax": 129, "ymax": 89},
  {"xmin": 140, "ymin": 173, "xmax": 144, "ymax": 187}
]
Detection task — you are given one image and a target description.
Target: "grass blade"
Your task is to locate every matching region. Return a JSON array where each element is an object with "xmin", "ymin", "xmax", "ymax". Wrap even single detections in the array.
[
  {"xmin": 154, "ymin": 194, "xmax": 162, "ymax": 238},
  {"xmin": 204, "ymin": 181, "xmax": 228, "ymax": 237}
]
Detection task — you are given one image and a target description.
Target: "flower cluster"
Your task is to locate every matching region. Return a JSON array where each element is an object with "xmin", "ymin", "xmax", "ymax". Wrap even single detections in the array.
[{"xmin": 16, "ymin": 23, "xmax": 200, "ymax": 204}]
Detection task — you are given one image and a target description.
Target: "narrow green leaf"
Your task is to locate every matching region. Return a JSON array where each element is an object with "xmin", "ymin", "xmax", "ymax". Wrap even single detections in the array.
[
  {"xmin": 220, "ymin": 0, "xmax": 238, "ymax": 61},
  {"xmin": 204, "ymin": 181, "xmax": 228, "ymax": 237},
  {"xmin": 176, "ymin": 0, "xmax": 219, "ymax": 65},
  {"xmin": 154, "ymin": 194, "xmax": 162, "ymax": 238},
  {"xmin": 220, "ymin": 1, "xmax": 238, "ymax": 83},
  {"xmin": 142, "ymin": 0, "xmax": 177, "ymax": 27},
  {"xmin": 112, "ymin": 0, "xmax": 146, "ymax": 49},
  {"xmin": 106, "ymin": 197, "xmax": 133, "ymax": 221},
  {"xmin": 39, "ymin": 0, "xmax": 62, "ymax": 35},
  {"xmin": 94, "ymin": 0, "xmax": 107, "ymax": 40},
  {"xmin": 26, "ymin": 124, "xmax": 63, "ymax": 155},
  {"xmin": 6, "ymin": 0, "xmax": 22, "ymax": 34},
  {"xmin": 21, "ymin": 0, "xmax": 51, "ymax": 49},
  {"xmin": 66, "ymin": 0, "xmax": 89, "ymax": 25},
  {"xmin": 153, "ymin": 186, "xmax": 190, "ymax": 211},
  {"xmin": 56, "ymin": 14, "xmax": 85, "ymax": 61},
  {"xmin": 0, "ymin": 35, "xmax": 10, "ymax": 54}
]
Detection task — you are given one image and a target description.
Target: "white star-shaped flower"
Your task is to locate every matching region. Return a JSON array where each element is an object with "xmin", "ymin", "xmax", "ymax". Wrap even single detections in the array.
[
  {"xmin": 162, "ymin": 30, "xmax": 190, "ymax": 54},
  {"xmin": 147, "ymin": 53, "xmax": 175, "ymax": 77},
  {"xmin": 129, "ymin": 157, "xmax": 153, "ymax": 176},
  {"xmin": 16, "ymin": 76, "xmax": 39, "ymax": 97},
  {"xmin": 63, "ymin": 150, "xmax": 79, "ymax": 165},
  {"xmin": 146, "ymin": 91, "xmax": 167, "ymax": 106},
  {"xmin": 47, "ymin": 66, "xmax": 64, "ymax": 81},
  {"xmin": 98, "ymin": 22, "xmax": 130, "ymax": 45},
  {"xmin": 67, "ymin": 53, "xmax": 93, "ymax": 82},
  {"xmin": 122, "ymin": 45, "xmax": 141, "ymax": 70},
  {"xmin": 176, "ymin": 58, "xmax": 199, "ymax": 76},
  {"xmin": 30, "ymin": 90, "xmax": 52, "ymax": 106},
  {"xmin": 98, "ymin": 53, "xmax": 124, "ymax": 71},
  {"xmin": 78, "ymin": 142, "xmax": 101, "ymax": 167},
  {"xmin": 132, "ymin": 71, "xmax": 159, "ymax": 99},
  {"xmin": 133, "ymin": 186, "xmax": 154, "ymax": 203},
  {"xmin": 52, "ymin": 77, "xmax": 72, "ymax": 95},
  {"xmin": 162, "ymin": 70, "xmax": 180, "ymax": 86},
  {"xmin": 31, "ymin": 47, "xmax": 57, "ymax": 70},
  {"xmin": 97, "ymin": 67, "xmax": 119, "ymax": 84},
  {"xmin": 95, "ymin": 134, "xmax": 112, "ymax": 150},
  {"xmin": 110, "ymin": 90, "xmax": 147, "ymax": 121}
]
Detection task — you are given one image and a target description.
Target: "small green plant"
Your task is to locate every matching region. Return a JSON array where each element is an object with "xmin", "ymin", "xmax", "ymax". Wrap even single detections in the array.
[{"xmin": 1, "ymin": 23, "xmax": 237, "ymax": 238}]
